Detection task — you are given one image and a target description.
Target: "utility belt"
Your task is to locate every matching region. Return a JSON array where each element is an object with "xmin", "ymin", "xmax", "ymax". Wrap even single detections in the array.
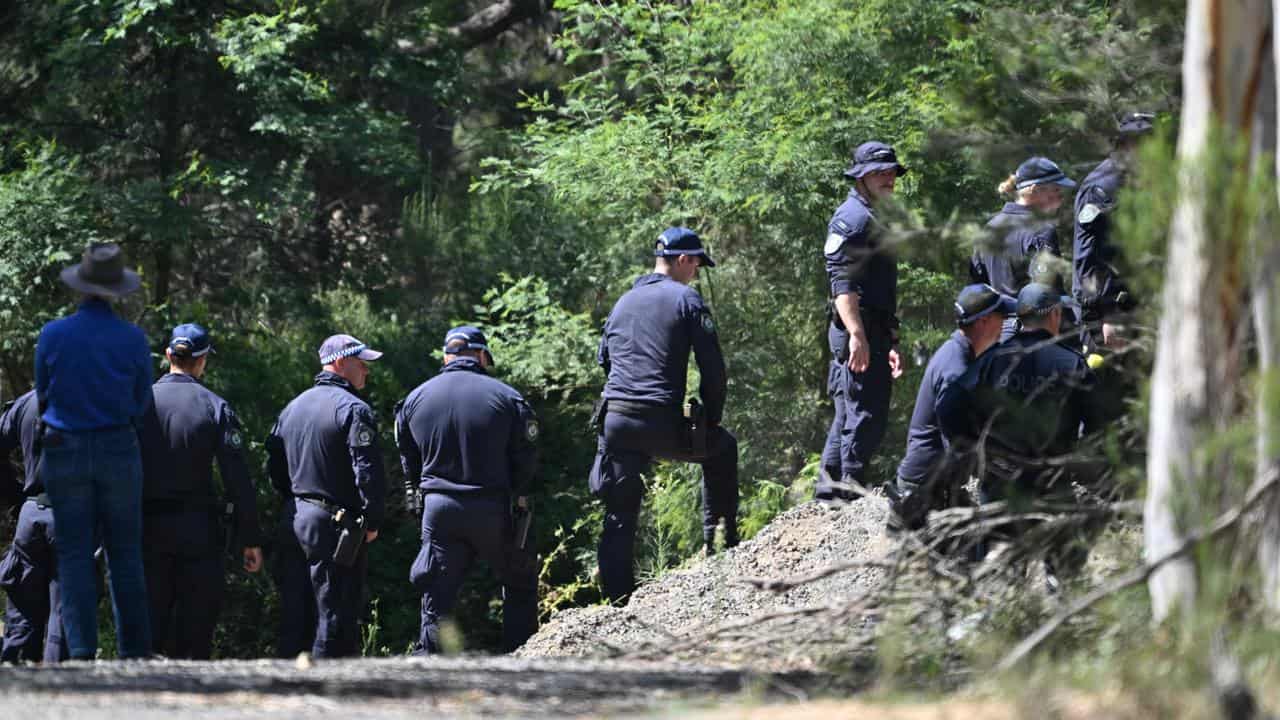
[
  {"xmin": 592, "ymin": 397, "xmax": 709, "ymax": 456},
  {"xmin": 827, "ymin": 299, "xmax": 899, "ymax": 333},
  {"xmin": 298, "ymin": 495, "xmax": 365, "ymax": 568}
]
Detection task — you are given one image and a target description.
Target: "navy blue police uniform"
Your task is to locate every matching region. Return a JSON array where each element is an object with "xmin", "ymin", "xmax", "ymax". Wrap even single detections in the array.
[
  {"xmin": 819, "ymin": 141, "xmax": 906, "ymax": 499},
  {"xmin": 972, "ymin": 158, "xmax": 1076, "ymax": 342},
  {"xmin": 266, "ymin": 335, "xmax": 386, "ymax": 658},
  {"xmin": 590, "ymin": 227, "xmax": 738, "ymax": 603},
  {"xmin": 268, "ymin": 455, "xmax": 317, "ymax": 658},
  {"xmin": 1072, "ymin": 113, "xmax": 1153, "ymax": 342},
  {"xmin": 138, "ymin": 325, "xmax": 263, "ymax": 659},
  {"xmin": 0, "ymin": 390, "xmax": 68, "ymax": 663},
  {"xmin": 889, "ymin": 286, "xmax": 1015, "ymax": 529},
  {"xmin": 397, "ymin": 327, "xmax": 539, "ymax": 654},
  {"xmin": 936, "ymin": 286, "xmax": 1097, "ymax": 503}
]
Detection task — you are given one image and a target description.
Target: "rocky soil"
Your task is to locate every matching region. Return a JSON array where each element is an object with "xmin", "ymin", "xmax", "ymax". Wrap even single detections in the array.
[{"xmin": 519, "ymin": 497, "xmax": 897, "ymax": 672}]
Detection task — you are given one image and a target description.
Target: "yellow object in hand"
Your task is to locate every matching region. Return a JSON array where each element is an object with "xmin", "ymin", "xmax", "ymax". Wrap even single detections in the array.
[{"xmin": 1086, "ymin": 353, "xmax": 1105, "ymax": 370}]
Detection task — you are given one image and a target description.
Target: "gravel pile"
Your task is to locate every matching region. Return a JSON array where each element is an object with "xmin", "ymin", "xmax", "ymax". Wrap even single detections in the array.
[{"xmin": 519, "ymin": 497, "xmax": 895, "ymax": 671}]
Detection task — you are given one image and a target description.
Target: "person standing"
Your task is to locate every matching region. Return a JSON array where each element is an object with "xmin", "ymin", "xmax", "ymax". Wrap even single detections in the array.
[
  {"xmin": 396, "ymin": 326, "xmax": 539, "ymax": 654},
  {"xmin": 0, "ymin": 389, "xmax": 68, "ymax": 663},
  {"xmin": 887, "ymin": 285, "xmax": 1011, "ymax": 530},
  {"xmin": 590, "ymin": 227, "xmax": 739, "ymax": 603},
  {"xmin": 972, "ymin": 157, "xmax": 1076, "ymax": 340},
  {"xmin": 1073, "ymin": 112, "xmax": 1156, "ymax": 350},
  {"xmin": 266, "ymin": 334, "xmax": 386, "ymax": 658},
  {"xmin": 819, "ymin": 141, "xmax": 907, "ymax": 502},
  {"xmin": 35, "ymin": 242, "xmax": 153, "ymax": 659},
  {"xmin": 138, "ymin": 323, "xmax": 263, "ymax": 659}
]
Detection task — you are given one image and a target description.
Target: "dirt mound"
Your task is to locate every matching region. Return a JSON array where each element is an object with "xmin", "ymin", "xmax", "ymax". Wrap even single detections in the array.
[{"xmin": 519, "ymin": 497, "xmax": 895, "ymax": 672}]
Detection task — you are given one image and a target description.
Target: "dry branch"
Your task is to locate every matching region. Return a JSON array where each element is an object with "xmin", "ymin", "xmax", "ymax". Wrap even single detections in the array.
[{"xmin": 997, "ymin": 469, "xmax": 1280, "ymax": 671}]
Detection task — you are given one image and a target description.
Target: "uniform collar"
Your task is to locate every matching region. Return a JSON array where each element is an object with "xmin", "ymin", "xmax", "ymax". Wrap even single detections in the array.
[
  {"xmin": 1000, "ymin": 202, "xmax": 1033, "ymax": 216},
  {"xmin": 849, "ymin": 187, "xmax": 873, "ymax": 209},
  {"xmin": 156, "ymin": 373, "xmax": 202, "ymax": 386},
  {"xmin": 951, "ymin": 329, "xmax": 974, "ymax": 356},
  {"xmin": 1016, "ymin": 328, "xmax": 1056, "ymax": 343},
  {"xmin": 634, "ymin": 273, "xmax": 676, "ymax": 288},
  {"xmin": 314, "ymin": 370, "xmax": 360, "ymax": 396},
  {"xmin": 442, "ymin": 357, "xmax": 487, "ymax": 375}
]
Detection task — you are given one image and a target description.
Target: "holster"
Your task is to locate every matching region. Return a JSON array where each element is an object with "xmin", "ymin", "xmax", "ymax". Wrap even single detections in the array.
[
  {"xmin": 332, "ymin": 509, "xmax": 366, "ymax": 568},
  {"xmin": 505, "ymin": 503, "xmax": 537, "ymax": 581},
  {"xmin": 590, "ymin": 396, "xmax": 608, "ymax": 433},
  {"xmin": 684, "ymin": 398, "xmax": 707, "ymax": 457}
]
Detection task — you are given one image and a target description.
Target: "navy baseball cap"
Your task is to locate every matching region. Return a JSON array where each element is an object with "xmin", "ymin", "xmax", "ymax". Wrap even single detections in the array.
[
  {"xmin": 1117, "ymin": 111, "xmax": 1156, "ymax": 136},
  {"xmin": 654, "ymin": 227, "xmax": 716, "ymax": 267},
  {"xmin": 318, "ymin": 334, "xmax": 383, "ymax": 365},
  {"xmin": 443, "ymin": 325, "xmax": 494, "ymax": 363},
  {"xmin": 169, "ymin": 323, "xmax": 214, "ymax": 358},
  {"xmin": 844, "ymin": 141, "xmax": 908, "ymax": 179},
  {"xmin": 955, "ymin": 284, "xmax": 1016, "ymax": 325},
  {"xmin": 1014, "ymin": 157, "xmax": 1076, "ymax": 190},
  {"xmin": 1016, "ymin": 283, "xmax": 1072, "ymax": 318}
]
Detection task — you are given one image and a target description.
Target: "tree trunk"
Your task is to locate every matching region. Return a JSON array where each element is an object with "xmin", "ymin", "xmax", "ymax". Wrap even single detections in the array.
[
  {"xmin": 1146, "ymin": 0, "xmax": 1273, "ymax": 623},
  {"xmin": 1257, "ymin": 2, "xmax": 1280, "ymax": 610}
]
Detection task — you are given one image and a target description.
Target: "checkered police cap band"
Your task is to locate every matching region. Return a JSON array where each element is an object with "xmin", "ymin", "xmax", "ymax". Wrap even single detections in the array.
[{"xmin": 320, "ymin": 342, "xmax": 368, "ymax": 365}]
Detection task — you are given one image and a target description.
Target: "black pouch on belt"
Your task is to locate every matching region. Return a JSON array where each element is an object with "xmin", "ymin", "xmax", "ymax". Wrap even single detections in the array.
[
  {"xmin": 683, "ymin": 398, "xmax": 707, "ymax": 457},
  {"xmin": 589, "ymin": 396, "xmax": 608, "ymax": 433},
  {"xmin": 332, "ymin": 509, "xmax": 366, "ymax": 568}
]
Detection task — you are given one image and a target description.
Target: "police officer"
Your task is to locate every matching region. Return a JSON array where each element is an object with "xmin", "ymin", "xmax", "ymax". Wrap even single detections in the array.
[
  {"xmin": 819, "ymin": 141, "xmax": 908, "ymax": 502},
  {"xmin": 887, "ymin": 285, "xmax": 1012, "ymax": 530},
  {"xmin": 0, "ymin": 390, "xmax": 68, "ymax": 663},
  {"xmin": 1073, "ymin": 112, "xmax": 1155, "ymax": 350},
  {"xmin": 973, "ymin": 157, "xmax": 1076, "ymax": 341},
  {"xmin": 267, "ymin": 334, "xmax": 387, "ymax": 658},
  {"xmin": 138, "ymin": 324, "xmax": 263, "ymax": 659},
  {"xmin": 591, "ymin": 227, "xmax": 738, "ymax": 603},
  {"xmin": 396, "ymin": 326, "xmax": 539, "ymax": 654},
  {"xmin": 936, "ymin": 283, "xmax": 1098, "ymax": 504}
]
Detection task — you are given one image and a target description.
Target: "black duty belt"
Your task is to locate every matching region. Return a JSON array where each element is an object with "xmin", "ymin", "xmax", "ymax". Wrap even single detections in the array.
[
  {"xmin": 297, "ymin": 495, "xmax": 347, "ymax": 517},
  {"xmin": 606, "ymin": 400, "xmax": 680, "ymax": 418}
]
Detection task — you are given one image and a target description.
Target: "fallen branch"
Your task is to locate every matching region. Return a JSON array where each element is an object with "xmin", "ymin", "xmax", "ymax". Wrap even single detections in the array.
[
  {"xmin": 996, "ymin": 469, "xmax": 1280, "ymax": 671},
  {"xmin": 737, "ymin": 559, "xmax": 896, "ymax": 592}
]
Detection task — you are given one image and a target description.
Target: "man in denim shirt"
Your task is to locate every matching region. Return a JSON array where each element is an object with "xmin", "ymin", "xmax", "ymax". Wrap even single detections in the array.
[{"xmin": 35, "ymin": 242, "xmax": 153, "ymax": 660}]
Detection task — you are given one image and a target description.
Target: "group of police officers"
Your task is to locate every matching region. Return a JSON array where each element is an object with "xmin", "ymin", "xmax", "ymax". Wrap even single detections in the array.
[{"xmin": 0, "ymin": 110, "xmax": 1150, "ymax": 662}]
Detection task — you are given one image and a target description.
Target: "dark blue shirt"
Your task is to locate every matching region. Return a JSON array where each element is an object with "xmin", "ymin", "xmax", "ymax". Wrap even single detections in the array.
[
  {"xmin": 896, "ymin": 331, "xmax": 975, "ymax": 485},
  {"xmin": 266, "ymin": 372, "xmax": 387, "ymax": 531},
  {"xmin": 35, "ymin": 298, "xmax": 152, "ymax": 432},
  {"xmin": 395, "ymin": 357, "xmax": 538, "ymax": 497},
  {"xmin": 1072, "ymin": 157, "xmax": 1129, "ymax": 321},
  {"xmin": 0, "ymin": 390, "xmax": 42, "ymax": 497},
  {"xmin": 972, "ymin": 202, "xmax": 1061, "ymax": 298},
  {"xmin": 937, "ymin": 329, "xmax": 1096, "ymax": 458},
  {"xmin": 824, "ymin": 188, "xmax": 897, "ymax": 316},
  {"xmin": 598, "ymin": 273, "xmax": 727, "ymax": 423},
  {"xmin": 139, "ymin": 373, "xmax": 262, "ymax": 547}
]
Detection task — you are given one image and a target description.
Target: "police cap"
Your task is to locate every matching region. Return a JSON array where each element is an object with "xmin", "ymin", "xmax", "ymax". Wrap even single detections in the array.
[
  {"xmin": 1014, "ymin": 157, "xmax": 1076, "ymax": 191},
  {"xmin": 444, "ymin": 325, "xmax": 495, "ymax": 364},
  {"xmin": 955, "ymin": 284, "xmax": 1016, "ymax": 325},
  {"xmin": 1117, "ymin": 111, "xmax": 1156, "ymax": 136},
  {"xmin": 318, "ymin": 334, "xmax": 383, "ymax": 365},
  {"xmin": 654, "ymin": 227, "xmax": 716, "ymax": 267},
  {"xmin": 844, "ymin": 141, "xmax": 908, "ymax": 179},
  {"xmin": 169, "ymin": 323, "xmax": 214, "ymax": 358},
  {"xmin": 1016, "ymin": 283, "xmax": 1072, "ymax": 318}
]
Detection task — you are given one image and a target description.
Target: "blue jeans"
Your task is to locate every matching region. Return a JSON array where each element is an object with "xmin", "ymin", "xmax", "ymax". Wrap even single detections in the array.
[{"xmin": 41, "ymin": 427, "xmax": 151, "ymax": 659}]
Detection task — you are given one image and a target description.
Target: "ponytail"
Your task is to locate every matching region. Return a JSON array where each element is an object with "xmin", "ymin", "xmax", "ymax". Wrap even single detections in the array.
[{"xmin": 997, "ymin": 174, "xmax": 1018, "ymax": 195}]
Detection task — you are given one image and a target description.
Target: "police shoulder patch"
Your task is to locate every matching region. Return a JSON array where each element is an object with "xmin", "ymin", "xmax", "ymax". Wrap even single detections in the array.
[
  {"xmin": 1077, "ymin": 203, "xmax": 1102, "ymax": 225},
  {"xmin": 700, "ymin": 313, "xmax": 717, "ymax": 334},
  {"xmin": 824, "ymin": 233, "xmax": 846, "ymax": 255},
  {"xmin": 356, "ymin": 427, "xmax": 374, "ymax": 447},
  {"xmin": 525, "ymin": 420, "xmax": 540, "ymax": 442},
  {"xmin": 228, "ymin": 431, "xmax": 243, "ymax": 450}
]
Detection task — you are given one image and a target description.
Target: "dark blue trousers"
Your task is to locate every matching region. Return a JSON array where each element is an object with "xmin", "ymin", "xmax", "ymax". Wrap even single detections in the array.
[
  {"xmin": 410, "ymin": 493, "xmax": 538, "ymax": 654},
  {"xmin": 819, "ymin": 322, "xmax": 892, "ymax": 498},
  {"xmin": 0, "ymin": 501, "xmax": 67, "ymax": 663},
  {"xmin": 589, "ymin": 408, "xmax": 739, "ymax": 603},
  {"xmin": 41, "ymin": 427, "xmax": 151, "ymax": 659},
  {"xmin": 142, "ymin": 508, "xmax": 224, "ymax": 660},
  {"xmin": 293, "ymin": 501, "xmax": 367, "ymax": 658},
  {"xmin": 271, "ymin": 509, "xmax": 317, "ymax": 658}
]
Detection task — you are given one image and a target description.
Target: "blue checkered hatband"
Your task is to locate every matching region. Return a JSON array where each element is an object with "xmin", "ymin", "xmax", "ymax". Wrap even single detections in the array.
[{"xmin": 320, "ymin": 343, "xmax": 368, "ymax": 365}]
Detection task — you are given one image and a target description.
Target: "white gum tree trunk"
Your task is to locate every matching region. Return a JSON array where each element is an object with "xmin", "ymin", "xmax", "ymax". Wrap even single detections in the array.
[
  {"xmin": 1256, "ymin": 0, "xmax": 1280, "ymax": 611},
  {"xmin": 1146, "ymin": 0, "xmax": 1273, "ymax": 623}
]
